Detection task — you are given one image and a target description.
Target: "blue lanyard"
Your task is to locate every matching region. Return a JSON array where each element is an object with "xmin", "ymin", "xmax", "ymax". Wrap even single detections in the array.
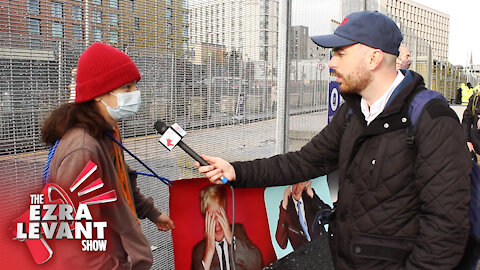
[
  {"xmin": 43, "ymin": 139, "xmax": 60, "ymax": 186},
  {"xmin": 43, "ymin": 134, "xmax": 172, "ymax": 186},
  {"xmin": 106, "ymin": 132, "xmax": 172, "ymax": 186}
]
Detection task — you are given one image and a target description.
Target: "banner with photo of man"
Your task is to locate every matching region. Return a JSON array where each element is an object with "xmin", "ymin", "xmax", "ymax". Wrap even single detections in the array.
[{"xmin": 169, "ymin": 176, "xmax": 333, "ymax": 269}]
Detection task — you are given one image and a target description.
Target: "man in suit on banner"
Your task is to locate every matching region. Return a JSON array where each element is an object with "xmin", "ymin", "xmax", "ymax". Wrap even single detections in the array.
[{"xmin": 276, "ymin": 180, "xmax": 331, "ymax": 250}]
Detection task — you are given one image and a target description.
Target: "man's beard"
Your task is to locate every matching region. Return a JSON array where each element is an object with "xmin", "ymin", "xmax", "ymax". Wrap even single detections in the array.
[{"xmin": 336, "ymin": 67, "xmax": 371, "ymax": 95}]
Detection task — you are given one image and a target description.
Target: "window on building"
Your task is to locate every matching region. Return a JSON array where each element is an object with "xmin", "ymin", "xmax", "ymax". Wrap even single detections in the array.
[
  {"xmin": 109, "ymin": 31, "xmax": 118, "ymax": 43},
  {"xmin": 73, "ymin": 25, "xmax": 83, "ymax": 40},
  {"xmin": 167, "ymin": 23, "xmax": 173, "ymax": 36},
  {"xmin": 134, "ymin": 17, "xmax": 140, "ymax": 29},
  {"xmin": 30, "ymin": 39, "xmax": 41, "ymax": 50},
  {"xmin": 52, "ymin": 22, "xmax": 63, "ymax": 38},
  {"xmin": 51, "ymin": 2, "xmax": 63, "ymax": 18},
  {"xmin": 167, "ymin": 38, "xmax": 172, "ymax": 49},
  {"xmin": 182, "ymin": 40, "xmax": 187, "ymax": 52},
  {"xmin": 110, "ymin": 13, "xmax": 118, "ymax": 26},
  {"xmin": 182, "ymin": 0, "xmax": 188, "ymax": 9},
  {"xmin": 166, "ymin": 8, "xmax": 172, "ymax": 20},
  {"xmin": 28, "ymin": 0, "xmax": 40, "ymax": 14},
  {"xmin": 129, "ymin": 0, "xmax": 134, "ymax": 12},
  {"xmin": 73, "ymin": 6, "xmax": 83, "ymax": 21},
  {"xmin": 92, "ymin": 10, "xmax": 102, "ymax": 23},
  {"xmin": 92, "ymin": 0, "xmax": 102, "ymax": 5},
  {"xmin": 183, "ymin": 25, "xmax": 188, "ymax": 38},
  {"xmin": 28, "ymin": 18, "xmax": 41, "ymax": 36},
  {"xmin": 129, "ymin": 32, "xmax": 135, "ymax": 44},
  {"xmin": 93, "ymin": 27, "xmax": 102, "ymax": 41},
  {"xmin": 109, "ymin": 0, "xmax": 118, "ymax": 9},
  {"xmin": 167, "ymin": 0, "xmax": 172, "ymax": 5},
  {"xmin": 183, "ymin": 12, "xmax": 188, "ymax": 23}
]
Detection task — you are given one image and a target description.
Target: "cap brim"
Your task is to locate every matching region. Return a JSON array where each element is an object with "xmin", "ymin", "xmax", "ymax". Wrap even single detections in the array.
[{"xmin": 311, "ymin": 34, "xmax": 357, "ymax": 48}]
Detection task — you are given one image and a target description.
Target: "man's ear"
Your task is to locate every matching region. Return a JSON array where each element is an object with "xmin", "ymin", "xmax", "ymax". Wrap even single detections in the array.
[{"xmin": 368, "ymin": 49, "xmax": 384, "ymax": 70}]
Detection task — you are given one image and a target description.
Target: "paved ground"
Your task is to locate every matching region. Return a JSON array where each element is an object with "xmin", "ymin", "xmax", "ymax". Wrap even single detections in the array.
[{"xmin": 451, "ymin": 104, "xmax": 467, "ymax": 119}]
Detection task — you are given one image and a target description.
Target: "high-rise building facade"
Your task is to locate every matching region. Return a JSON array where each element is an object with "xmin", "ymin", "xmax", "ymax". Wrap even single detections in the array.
[
  {"xmin": 189, "ymin": 0, "xmax": 278, "ymax": 63},
  {"xmin": 0, "ymin": 0, "xmax": 188, "ymax": 56},
  {"xmin": 290, "ymin": 25, "xmax": 309, "ymax": 60},
  {"xmin": 342, "ymin": 0, "xmax": 449, "ymax": 62}
]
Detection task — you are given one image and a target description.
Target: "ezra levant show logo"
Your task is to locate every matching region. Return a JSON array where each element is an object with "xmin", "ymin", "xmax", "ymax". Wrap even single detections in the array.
[{"xmin": 11, "ymin": 160, "xmax": 117, "ymax": 264}]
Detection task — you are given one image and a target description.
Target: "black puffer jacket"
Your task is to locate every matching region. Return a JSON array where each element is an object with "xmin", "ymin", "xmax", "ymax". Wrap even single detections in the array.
[{"xmin": 232, "ymin": 71, "xmax": 471, "ymax": 269}]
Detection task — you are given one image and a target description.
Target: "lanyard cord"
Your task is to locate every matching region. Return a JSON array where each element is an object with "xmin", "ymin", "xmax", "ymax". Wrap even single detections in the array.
[
  {"xmin": 43, "ymin": 134, "xmax": 172, "ymax": 186},
  {"xmin": 106, "ymin": 132, "xmax": 172, "ymax": 186},
  {"xmin": 43, "ymin": 139, "xmax": 60, "ymax": 186}
]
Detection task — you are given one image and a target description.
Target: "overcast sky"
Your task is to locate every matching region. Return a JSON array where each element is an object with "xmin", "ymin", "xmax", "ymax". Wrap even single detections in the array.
[
  {"xmin": 290, "ymin": 0, "xmax": 479, "ymax": 66},
  {"xmin": 413, "ymin": 0, "xmax": 479, "ymax": 66}
]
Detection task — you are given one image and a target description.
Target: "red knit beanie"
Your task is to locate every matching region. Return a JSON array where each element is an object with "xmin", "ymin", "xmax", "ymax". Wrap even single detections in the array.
[{"xmin": 75, "ymin": 42, "xmax": 141, "ymax": 102}]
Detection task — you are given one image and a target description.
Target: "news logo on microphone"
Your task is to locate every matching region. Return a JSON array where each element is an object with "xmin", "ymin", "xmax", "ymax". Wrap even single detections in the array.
[
  {"xmin": 158, "ymin": 123, "xmax": 185, "ymax": 151},
  {"xmin": 154, "ymin": 120, "xmax": 228, "ymax": 184}
]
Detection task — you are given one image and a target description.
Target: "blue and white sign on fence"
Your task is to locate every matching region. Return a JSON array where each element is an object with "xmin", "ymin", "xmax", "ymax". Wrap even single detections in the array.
[{"xmin": 328, "ymin": 81, "xmax": 341, "ymax": 123}]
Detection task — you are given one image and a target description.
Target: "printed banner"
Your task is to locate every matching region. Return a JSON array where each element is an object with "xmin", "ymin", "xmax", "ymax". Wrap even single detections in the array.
[{"xmin": 169, "ymin": 177, "xmax": 333, "ymax": 270}]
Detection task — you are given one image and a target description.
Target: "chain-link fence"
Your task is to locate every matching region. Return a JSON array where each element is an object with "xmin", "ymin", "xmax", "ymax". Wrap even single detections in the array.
[{"xmin": 2, "ymin": 0, "xmax": 474, "ymax": 268}]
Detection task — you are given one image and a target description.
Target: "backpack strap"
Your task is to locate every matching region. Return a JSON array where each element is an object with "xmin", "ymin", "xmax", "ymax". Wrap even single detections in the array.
[
  {"xmin": 343, "ymin": 107, "xmax": 353, "ymax": 129},
  {"xmin": 405, "ymin": 90, "xmax": 447, "ymax": 147}
]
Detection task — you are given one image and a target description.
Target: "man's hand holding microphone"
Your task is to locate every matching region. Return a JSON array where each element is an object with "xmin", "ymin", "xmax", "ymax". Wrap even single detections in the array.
[{"xmin": 195, "ymin": 155, "xmax": 235, "ymax": 184}]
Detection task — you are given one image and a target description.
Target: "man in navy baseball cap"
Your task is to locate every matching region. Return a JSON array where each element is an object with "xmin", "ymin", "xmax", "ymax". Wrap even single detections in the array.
[
  {"xmin": 197, "ymin": 10, "xmax": 471, "ymax": 270},
  {"xmin": 309, "ymin": 11, "xmax": 404, "ymax": 99}
]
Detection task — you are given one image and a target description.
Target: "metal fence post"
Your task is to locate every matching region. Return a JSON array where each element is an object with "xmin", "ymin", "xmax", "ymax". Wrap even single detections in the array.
[{"xmin": 276, "ymin": 0, "xmax": 291, "ymax": 154}]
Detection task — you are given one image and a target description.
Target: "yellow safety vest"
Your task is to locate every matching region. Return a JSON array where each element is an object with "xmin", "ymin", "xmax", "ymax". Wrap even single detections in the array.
[{"xmin": 462, "ymin": 84, "xmax": 472, "ymax": 105}]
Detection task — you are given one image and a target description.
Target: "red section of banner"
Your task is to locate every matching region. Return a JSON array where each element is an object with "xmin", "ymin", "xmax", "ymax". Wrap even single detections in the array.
[
  {"xmin": 169, "ymin": 178, "xmax": 277, "ymax": 270},
  {"xmin": 0, "ymin": 187, "xmax": 55, "ymax": 270}
]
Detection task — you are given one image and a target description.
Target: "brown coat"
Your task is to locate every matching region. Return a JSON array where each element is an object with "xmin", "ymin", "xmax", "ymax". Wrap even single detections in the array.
[{"xmin": 48, "ymin": 127, "xmax": 161, "ymax": 270}]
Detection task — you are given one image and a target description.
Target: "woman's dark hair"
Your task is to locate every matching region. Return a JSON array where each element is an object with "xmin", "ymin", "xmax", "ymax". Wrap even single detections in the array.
[{"xmin": 41, "ymin": 101, "xmax": 109, "ymax": 146}]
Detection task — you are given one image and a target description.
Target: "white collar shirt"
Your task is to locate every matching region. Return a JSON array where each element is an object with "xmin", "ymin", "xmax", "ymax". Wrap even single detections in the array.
[
  {"xmin": 361, "ymin": 70, "xmax": 405, "ymax": 125},
  {"xmin": 215, "ymin": 238, "xmax": 230, "ymax": 270}
]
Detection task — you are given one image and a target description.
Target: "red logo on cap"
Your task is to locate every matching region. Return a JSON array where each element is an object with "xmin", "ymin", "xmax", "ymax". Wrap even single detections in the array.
[{"xmin": 340, "ymin": 18, "xmax": 349, "ymax": 26}]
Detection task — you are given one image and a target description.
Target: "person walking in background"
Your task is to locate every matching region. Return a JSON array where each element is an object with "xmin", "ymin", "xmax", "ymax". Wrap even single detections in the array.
[
  {"xmin": 41, "ymin": 42, "xmax": 174, "ymax": 270},
  {"xmin": 462, "ymin": 89, "xmax": 480, "ymax": 162},
  {"xmin": 275, "ymin": 180, "xmax": 331, "ymax": 250},
  {"xmin": 191, "ymin": 184, "xmax": 263, "ymax": 270},
  {"xmin": 196, "ymin": 11, "xmax": 471, "ymax": 269},
  {"xmin": 396, "ymin": 44, "xmax": 412, "ymax": 69},
  {"xmin": 462, "ymin": 82, "xmax": 474, "ymax": 105}
]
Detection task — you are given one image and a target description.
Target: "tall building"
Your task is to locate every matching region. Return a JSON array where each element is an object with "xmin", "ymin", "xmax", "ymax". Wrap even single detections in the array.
[
  {"xmin": 0, "ymin": 0, "xmax": 188, "ymax": 56},
  {"xmin": 189, "ymin": 0, "xmax": 278, "ymax": 63},
  {"xmin": 342, "ymin": 0, "xmax": 449, "ymax": 62},
  {"xmin": 290, "ymin": 25, "xmax": 309, "ymax": 60}
]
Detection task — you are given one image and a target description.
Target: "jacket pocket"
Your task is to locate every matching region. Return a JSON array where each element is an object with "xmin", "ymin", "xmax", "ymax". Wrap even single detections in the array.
[
  {"xmin": 350, "ymin": 231, "xmax": 415, "ymax": 264},
  {"xmin": 368, "ymin": 138, "xmax": 388, "ymax": 189}
]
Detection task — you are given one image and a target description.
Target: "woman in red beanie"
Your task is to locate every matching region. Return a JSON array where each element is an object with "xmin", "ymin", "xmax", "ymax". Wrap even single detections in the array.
[{"xmin": 41, "ymin": 42, "xmax": 174, "ymax": 270}]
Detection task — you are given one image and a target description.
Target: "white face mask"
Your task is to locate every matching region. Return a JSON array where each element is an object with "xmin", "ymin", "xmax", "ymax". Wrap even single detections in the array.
[{"xmin": 101, "ymin": 90, "xmax": 141, "ymax": 121}]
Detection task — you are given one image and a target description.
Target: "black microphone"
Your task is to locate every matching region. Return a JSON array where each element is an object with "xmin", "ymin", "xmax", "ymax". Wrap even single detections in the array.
[{"xmin": 154, "ymin": 120, "xmax": 228, "ymax": 183}]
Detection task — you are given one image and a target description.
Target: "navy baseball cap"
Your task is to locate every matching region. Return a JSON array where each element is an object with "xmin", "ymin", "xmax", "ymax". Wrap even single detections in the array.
[{"xmin": 311, "ymin": 11, "xmax": 403, "ymax": 56}]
